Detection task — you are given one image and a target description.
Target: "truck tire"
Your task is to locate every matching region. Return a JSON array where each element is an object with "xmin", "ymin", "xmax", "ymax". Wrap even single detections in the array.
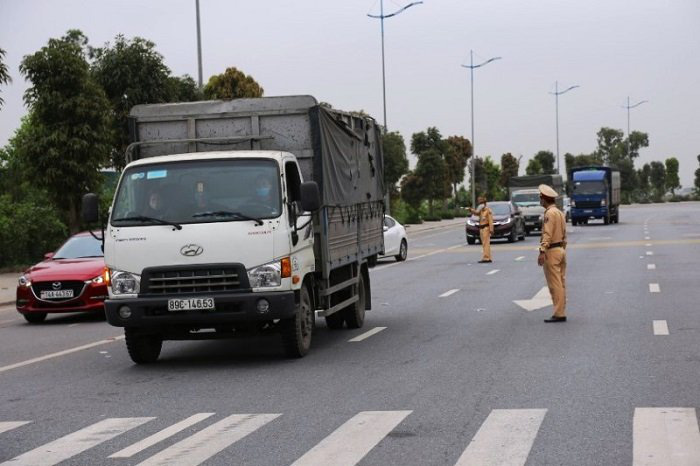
[
  {"xmin": 343, "ymin": 273, "xmax": 366, "ymax": 329},
  {"xmin": 125, "ymin": 328, "xmax": 162, "ymax": 364},
  {"xmin": 281, "ymin": 284, "xmax": 314, "ymax": 358},
  {"xmin": 23, "ymin": 312, "xmax": 47, "ymax": 324},
  {"xmin": 604, "ymin": 214, "xmax": 610, "ymax": 225},
  {"xmin": 324, "ymin": 312, "xmax": 344, "ymax": 329}
]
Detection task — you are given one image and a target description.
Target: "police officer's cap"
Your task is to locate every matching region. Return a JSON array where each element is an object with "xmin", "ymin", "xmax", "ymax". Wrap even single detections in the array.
[{"xmin": 538, "ymin": 184, "xmax": 558, "ymax": 199}]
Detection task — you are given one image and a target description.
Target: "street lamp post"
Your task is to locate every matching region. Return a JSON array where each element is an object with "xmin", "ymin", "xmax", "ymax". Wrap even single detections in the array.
[
  {"xmin": 195, "ymin": 0, "xmax": 203, "ymax": 89},
  {"xmin": 461, "ymin": 50, "xmax": 501, "ymax": 207},
  {"xmin": 623, "ymin": 97, "xmax": 648, "ymax": 157},
  {"xmin": 550, "ymin": 81, "xmax": 580, "ymax": 174},
  {"xmin": 368, "ymin": 0, "xmax": 423, "ymax": 131}
]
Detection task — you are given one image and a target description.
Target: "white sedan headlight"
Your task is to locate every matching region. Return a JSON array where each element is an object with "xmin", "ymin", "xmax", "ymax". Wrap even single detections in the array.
[
  {"xmin": 111, "ymin": 270, "xmax": 141, "ymax": 295},
  {"xmin": 247, "ymin": 261, "xmax": 282, "ymax": 288}
]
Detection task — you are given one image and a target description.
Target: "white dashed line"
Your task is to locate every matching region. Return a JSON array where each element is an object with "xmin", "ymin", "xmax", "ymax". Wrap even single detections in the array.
[
  {"xmin": 646, "ymin": 251, "xmax": 653, "ymax": 256},
  {"xmin": 645, "ymin": 243, "xmax": 652, "ymax": 247},
  {"xmin": 647, "ymin": 264, "xmax": 656, "ymax": 270},
  {"xmin": 649, "ymin": 283, "xmax": 661, "ymax": 293},
  {"xmin": 439, "ymin": 289, "xmax": 460, "ymax": 298},
  {"xmin": 645, "ymin": 236, "xmax": 651, "ymax": 240},
  {"xmin": 653, "ymin": 320, "xmax": 669, "ymax": 336},
  {"xmin": 486, "ymin": 269, "xmax": 500, "ymax": 275},
  {"xmin": 348, "ymin": 326, "xmax": 387, "ymax": 342},
  {"xmin": 515, "ymin": 256, "xmax": 525, "ymax": 261}
]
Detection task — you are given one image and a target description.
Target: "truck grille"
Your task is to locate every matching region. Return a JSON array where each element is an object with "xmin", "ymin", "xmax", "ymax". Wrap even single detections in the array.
[
  {"xmin": 141, "ymin": 265, "xmax": 249, "ymax": 295},
  {"xmin": 575, "ymin": 201, "xmax": 600, "ymax": 209},
  {"xmin": 525, "ymin": 215, "xmax": 540, "ymax": 222}
]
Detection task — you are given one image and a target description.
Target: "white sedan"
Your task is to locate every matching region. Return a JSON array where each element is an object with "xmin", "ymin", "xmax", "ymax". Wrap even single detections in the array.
[{"xmin": 381, "ymin": 215, "xmax": 408, "ymax": 262}]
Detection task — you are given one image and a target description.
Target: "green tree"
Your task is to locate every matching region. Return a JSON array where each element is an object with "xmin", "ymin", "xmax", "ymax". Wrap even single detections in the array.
[
  {"xmin": 19, "ymin": 30, "xmax": 113, "ymax": 231},
  {"xmin": 649, "ymin": 161, "xmax": 666, "ymax": 202},
  {"xmin": 469, "ymin": 157, "xmax": 486, "ymax": 203},
  {"xmin": 166, "ymin": 74, "xmax": 202, "ymax": 102},
  {"xmin": 382, "ymin": 131, "xmax": 409, "ymax": 202},
  {"xmin": 203, "ymin": 66, "xmax": 264, "ymax": 100},
  {"xmin": 500, "ymin": 152, "xmax": 519, "ymax": 188},
  {"xmin": 636, "ymin": 163, "xmax": 652, "ymax": 202},
  {"xmin": 0, "ymin": 47, "xmax": 11, "ymax": 109},
  {"xmin": 445, "ymin": 135, "xmax": 472, "ymax": 200},
  {"xmin": 400, "ymin": 172, "xmax": 424, "ymax": 211},
  {"xmin": 482, "ymin": 156, "xmax": 503, "ymax": 200},
  {"xmin": 533, "ymin": 150, "xmax": 556, "ymax": 174},
  {"xmin": 91, "ymin": 35, "xmax": 177, "ymax": 169},
  {"xmin": 525, "ymin": 158, "xmax": 542, "ymax": 175},
  {"xmin": 664, "ymin": 157, "xmax": 680, "ymax": 196},
  {"xmin": 414, "ymin": 149, "xmax": 448, "ymax": 215}
]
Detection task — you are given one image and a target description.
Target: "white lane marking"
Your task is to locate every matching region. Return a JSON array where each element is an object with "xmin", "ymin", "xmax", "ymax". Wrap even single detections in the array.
[
  {"xmin": 447, "ymin": 244, "xmax": 463, "ymax": 250},
  {"xmin": 0, "ymin": 335, "xmax": 125, "ymax": 375},
  {"xmin": 649, "ymin": 283, "xmax": 661, "ymax": 293},
  {"xmin": 109, "ymin": 413, "xmax": 216, "ymax": 458},
  {"xmin": 439, "ymin": 289, "xmax": 460, "ymax": 298},
  {"xmin": 291, "ymin": 410, "xmax": 411, "ymax": 466},
  {"xmin": 348, "ymin": 327, "xmax": 387, "ymax": 342},
  {"xmin": 646, "ymin": 251, "xmax": 654, "ymax": 256},
  {"xmin": 653, "ymin": 320, "xmax": 669, "ymax": 336},
  {"xmin": 647, "ymin": 264, "xmax": 656, "ymax": 270},
  {"xmin": 633, "ymin": 408, "xmax": 700, "ymax": 465},
  {"xmin": 455, "ymin": 409, "xmax": 547, "ymax": 466},
  {"xmin": 2, "ymin": 417, "xmax": 154, "ymax": 466},
  {"xmin": 515, "ymin": 256, "xmax": 525, "ymax": 261},
  {"xmin": 645, "ymin": 243, "xmax": 652, "ymax": 247},
  {"xmin": 645, "ymin": 236, "xmax": 651, "ymax": 240},
  {"xmin": 137, "ymin": 414, "xmax": 280, "ymax": 466},
  {"xmin": 373, "ymin": 244, "xmax": 461, "ymax": 272},
  {"xmin": 514, "ymin": 287, "xmax": 552, "ymax": 312},
  {"xmin": 486, "ymin": 269, "xmax": 500, "ymax": 275},
  {"xmin": 0, "ymin": 421, "xmax": 32, "ymax": 434}
]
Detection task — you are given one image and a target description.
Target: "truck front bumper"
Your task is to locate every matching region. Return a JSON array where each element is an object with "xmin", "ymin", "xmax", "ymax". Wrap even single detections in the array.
[
  {"xmin": 572, "ymin": 207, "xmax": 608, "ymax": 219},
  {"xmin": 105, "ymin": 291, "xmax": 296, "ymax": 328}
]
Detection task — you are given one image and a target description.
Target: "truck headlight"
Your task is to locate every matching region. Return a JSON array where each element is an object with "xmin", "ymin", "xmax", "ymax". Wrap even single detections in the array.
[
  {"xmin": 600, "ymin": 199, "xmax": 607, "ymax": 206},
  {"xmin": 247, "ymin": 261, "xmax": 282, "ymax": 288},
  {"xmin": 111, "ymin": 270, "xmax": 141, "ymax": 295},
  {"xmin": 571, "ymin": 200, "xmax": 576, "ymax": 207},
  {"xmin": 18, "ymin": 275, "xmax": 31, "ymax": 287}
]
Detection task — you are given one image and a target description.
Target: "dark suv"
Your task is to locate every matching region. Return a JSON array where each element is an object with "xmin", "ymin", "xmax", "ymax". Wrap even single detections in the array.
[{"xmin": 465, "ymin": 201, "xmax": 526, "ymax": 244}]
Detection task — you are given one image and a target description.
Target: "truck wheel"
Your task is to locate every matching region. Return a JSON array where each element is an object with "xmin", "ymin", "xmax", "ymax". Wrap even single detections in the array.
[
  {"xmin": 467, "ymin": 236, "xmax": 476, "ymax": 245},
  {"xmin": 324, "ymin": 312, "xmax": 344, "ymax": 329},
  {"xmin": 343, "ymin": 273, "xmax": 366, "ymax": 329},
  {"xmin": 125, "ymin": 328, "xmax": 162, "ymax": 364},
  {"xmin": 572, "ymin": 219, "xmax": 577, "ymax": 226},
  {"xmin": 281, "ymin": 284, "xmax": 314, "ymax": 358},
  {"xmin": 604, "ymin": 214, "xmax": 610, "ymax": 225},
  {"xmin": 23, "ymin": 312, "xmax": 47, "ymax": 324},
  {"xmin": 395, "ymin": 240, "xmax": 408, "ymax": 262}
]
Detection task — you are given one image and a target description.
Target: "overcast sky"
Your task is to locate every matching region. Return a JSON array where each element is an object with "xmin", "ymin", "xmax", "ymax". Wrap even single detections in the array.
[{"xmin": 1, "ymin": 0, "xmax": 699, "ymax": 186}]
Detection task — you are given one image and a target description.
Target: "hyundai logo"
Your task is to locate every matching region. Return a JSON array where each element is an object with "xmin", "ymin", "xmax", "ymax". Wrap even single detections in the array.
[
  {"xmin": 180, "ymin": 244, "xmax": 204, "ymax": 257},
  {"xmin": 52, "ymin": 282, "xmax": 62, "ymax": 290}
]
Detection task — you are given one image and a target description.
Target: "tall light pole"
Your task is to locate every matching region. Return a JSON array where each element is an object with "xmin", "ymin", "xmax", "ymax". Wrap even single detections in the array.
[
  {"xmin": 461, "ymin": 50, "xmax": 501, "ymax": 207},
  {"xmin": 624, "ymin": 97, "xmax": 647, "ymax": 157},
  {"xmin": 550, "ymin": 81, "xmax": 580, "ymax": 174},
  {"xmin": 196, "ymin": 0, "xmax": 203, "ymax": 89},
  {"xmin": 368, "ymin": 0, "xmax": 423, "ymax": 131}
]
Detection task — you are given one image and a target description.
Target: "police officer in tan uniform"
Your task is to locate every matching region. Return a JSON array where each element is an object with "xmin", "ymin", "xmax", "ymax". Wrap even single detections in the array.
[
  {"xmin": 537, "ymin": 184, "xmax": 568, "ymax": 322},
  {"xmin": 469, "ymin": 196, "xmax": 494, "ymax": 263}
]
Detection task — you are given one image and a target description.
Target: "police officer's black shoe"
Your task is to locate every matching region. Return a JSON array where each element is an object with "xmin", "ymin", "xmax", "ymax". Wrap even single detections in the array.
[
  {"xmin": 478, "ymin": 260, "xmax": 492, "ymax": 263},
  {"xmin": 544, "ymin": 316, "xmax": 567, "ymax": 323}
]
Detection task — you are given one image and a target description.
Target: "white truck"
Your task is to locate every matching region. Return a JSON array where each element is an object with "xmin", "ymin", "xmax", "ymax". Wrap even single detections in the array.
[{"xmin": 82, "ymin": 96, "xmax": 385, "ymax": 363}]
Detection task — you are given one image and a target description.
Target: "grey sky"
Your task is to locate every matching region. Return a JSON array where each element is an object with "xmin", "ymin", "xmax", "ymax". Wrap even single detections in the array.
[{"xmin": 1, "ymin": 0, "xmax": 699, "ymax": 186}]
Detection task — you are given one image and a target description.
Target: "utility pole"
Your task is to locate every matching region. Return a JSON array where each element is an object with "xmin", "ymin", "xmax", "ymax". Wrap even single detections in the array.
[
  {"xmin": 550, "ymin": 81, "xmax": 580, "ymax": 174},
  {"xmin": 624, "ymin": 96, "xmax": 648, "ymax": 158},
  {"xmin": 196, "ymin": 0, "xmax": 203, "ymax": 89}
]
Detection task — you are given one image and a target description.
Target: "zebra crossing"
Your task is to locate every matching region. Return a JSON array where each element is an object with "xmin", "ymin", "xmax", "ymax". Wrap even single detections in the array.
[{"xmin": 1, "ymin": 408, "xmax": 699, "ymax": 465}]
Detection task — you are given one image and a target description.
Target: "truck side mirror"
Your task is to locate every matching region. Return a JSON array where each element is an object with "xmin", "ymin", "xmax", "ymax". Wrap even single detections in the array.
[
  {"xmin": 82, "ymin": 193, "xmax": 99, "ymax": 224},
  {"xmin": 300, "ymin": 182, "xmax": 321, "ymax": 212}
]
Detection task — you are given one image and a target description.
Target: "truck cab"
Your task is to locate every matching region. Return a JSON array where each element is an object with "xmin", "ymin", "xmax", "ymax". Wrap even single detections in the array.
[
  {"xmin": 511, "ymin": 189, "xmax": 544, "ymax": 235},
  {"xmin": 570, "ymin": 167, "xmax": 620, "ymax": 225}
]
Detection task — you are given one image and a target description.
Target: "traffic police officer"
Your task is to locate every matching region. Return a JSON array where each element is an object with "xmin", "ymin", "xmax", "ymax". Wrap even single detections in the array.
[
  {"xmin": 537, "ymin": 184, "xmax": 567, "ymax": 322},
  {"xmin": 469, "ymin": 195, "xmax": 494, "ymax": 263}
]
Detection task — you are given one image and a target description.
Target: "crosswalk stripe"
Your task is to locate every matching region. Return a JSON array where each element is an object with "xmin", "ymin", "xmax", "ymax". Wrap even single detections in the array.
[
  {"xmin": 136, "ymin": 413, "xmax": 280, "ymax": 466},
  {"xmin": 633, "ymin": 407, "xmax": 700, "ymax": 465},
  {"xmin": 1, "ymin": 417, "xmax": 154, "ymax": 466},
  {"xmin": 454, "ymin": 409, "xmax": 547, "ymax": 466},
  {"xmin": 0, "ymin": 421, "xmax": 31, "ymax": 435},
  {"xmin": 291, "ymin": 410, "xmax": 412, "ymax": 466},
  {"xmin": 109, "ymin": 413, "xmax": 215, "ymax": 458}
]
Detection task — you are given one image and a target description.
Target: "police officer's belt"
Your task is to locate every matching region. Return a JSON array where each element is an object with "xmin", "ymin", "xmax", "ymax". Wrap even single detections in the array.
[
  {"xmin": 479, "ymin": 224, "xmax": 490, "ymax": 229},
  {"xmin": 548, "ymin": 242, "xmax": 564, "ymax": 249}
]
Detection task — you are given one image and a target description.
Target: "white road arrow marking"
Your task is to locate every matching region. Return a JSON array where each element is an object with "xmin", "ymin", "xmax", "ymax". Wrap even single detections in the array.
[{"xmin": 513, "ymin": 287, "xmax": 552, "ymax": 312}]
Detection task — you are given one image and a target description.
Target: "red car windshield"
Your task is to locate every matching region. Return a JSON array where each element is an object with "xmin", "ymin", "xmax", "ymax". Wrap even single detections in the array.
[{"xmin": 53, "ymin": 236, "xmax": 103, "ymax": 259}]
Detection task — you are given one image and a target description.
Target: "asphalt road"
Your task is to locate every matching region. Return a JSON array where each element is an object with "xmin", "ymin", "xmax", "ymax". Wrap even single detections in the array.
[{"xmin": 1, "ymin": 202, "xmax": 699, "ymax": 465}]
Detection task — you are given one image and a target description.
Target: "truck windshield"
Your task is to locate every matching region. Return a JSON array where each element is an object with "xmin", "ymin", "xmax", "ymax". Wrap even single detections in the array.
[
  {"xmin": 111, "ymin": 159, "xmax": 281, "ymax": 227},
  {"xmin": 573, "ymin": 180, "xmax": 605, "ymax": 195},
  {"xmin": 512, "ymin": 193, "xmax": 540, "ymax": 206}
]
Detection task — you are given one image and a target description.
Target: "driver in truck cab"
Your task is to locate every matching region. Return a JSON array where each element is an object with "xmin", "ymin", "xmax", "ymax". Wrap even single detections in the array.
[{"xmin": 247, "ymin": 174, "xmax": 279, "ymax": 216}]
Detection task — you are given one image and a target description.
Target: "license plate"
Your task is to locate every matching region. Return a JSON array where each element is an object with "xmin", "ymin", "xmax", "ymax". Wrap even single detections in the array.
[
  {"xmin": 40, "ymin": 290, "xmax": 74, "ymax": 299},
  {"xmin": 167, "ymin": 297, "xmax": 215, "ymax": 312},
  {"xmin": 584, "ymin": 210, "xmax": 593, "ymax": 213}
]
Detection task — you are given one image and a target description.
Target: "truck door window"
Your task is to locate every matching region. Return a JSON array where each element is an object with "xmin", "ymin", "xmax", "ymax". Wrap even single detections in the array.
[{"xmin": 284, "ymin": 161, "xmax": 302, "ymax": 225}]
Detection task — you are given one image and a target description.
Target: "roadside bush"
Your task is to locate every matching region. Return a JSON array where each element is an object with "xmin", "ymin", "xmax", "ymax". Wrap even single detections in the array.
[
  {"xmin": 0, "ymin": 194, "xmax": 68, "ymax": 268},
  {"xmin": 439, "ymin": 210, "xmax": 455, "ymax": 220},
  {"xmin": 454, "ymin": 208, "xmax": 468, "ymax": 218},
  {"xmin": 422, "ymin": 214, "xmax": 442, "ymax": 221}
]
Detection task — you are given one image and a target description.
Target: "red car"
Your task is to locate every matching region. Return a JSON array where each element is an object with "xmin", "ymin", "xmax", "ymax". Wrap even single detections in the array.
[{"xmin": 16, "ymin": 232, "xmax": 109, "ymax": 323}]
